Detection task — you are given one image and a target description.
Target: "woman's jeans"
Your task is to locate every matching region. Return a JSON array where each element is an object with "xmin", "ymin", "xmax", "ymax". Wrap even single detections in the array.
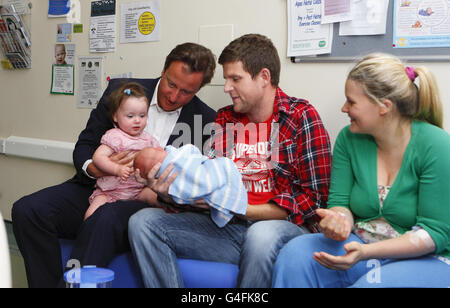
[
  {"xmin": 272, "ymin": 233, "xmax": 450, "ymax": 288},
  {"xmin": 128, "ymin": 208, "xmax": 309, "ymax": 288}
]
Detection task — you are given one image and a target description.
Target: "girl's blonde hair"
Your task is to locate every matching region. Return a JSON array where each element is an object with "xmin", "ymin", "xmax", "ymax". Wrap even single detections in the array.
[{"xmin": 348, "ymin": 53, "xmax": 443, "ymax": 128}]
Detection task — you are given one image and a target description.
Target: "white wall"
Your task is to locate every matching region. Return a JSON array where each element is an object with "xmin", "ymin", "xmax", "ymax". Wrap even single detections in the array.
[{"xmin": 0, "ymin": 0, "xmax": 449, "ymax": 220}]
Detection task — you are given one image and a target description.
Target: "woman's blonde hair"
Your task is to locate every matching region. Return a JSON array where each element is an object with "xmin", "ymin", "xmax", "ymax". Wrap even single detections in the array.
[{"xmin": 348, "ymin": 53, "xmax": 443, "ymax": 128}]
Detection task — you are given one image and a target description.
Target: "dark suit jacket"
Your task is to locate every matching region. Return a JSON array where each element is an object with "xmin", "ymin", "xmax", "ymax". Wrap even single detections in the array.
[{"xmin": 71, "ymin": 78, "xmax": 217, "ymax": 185}]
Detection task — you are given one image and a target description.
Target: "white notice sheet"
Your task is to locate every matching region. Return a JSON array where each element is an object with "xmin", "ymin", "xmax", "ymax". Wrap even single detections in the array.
[
  {"xmin": 90, "ymin": 0, "xmax": 116, "ymax": 53},
  {"xmin": 321, "ymin": 0, "xmax": 352, "ymax": 24},
  {"xmin": 393, "ymin": 0, "xmax": 450, "ymax": 48},
  {"xmin": 77, "ymin": 56, "xmax": 102, "ymax": 109},
  {"xmin": 287, "ymin": 0, "xmax": 333, "ymax": 57},
  {"xmin": 120, "ymin": 1, "xmax": 160, "ymax": 44},
  {"xmin": 51, "ymin": 64, "xmax": 74, "ymax": 95},
  {"xmin": 339, "ymin": 0, "xmax": 389, "ymax": 36}
]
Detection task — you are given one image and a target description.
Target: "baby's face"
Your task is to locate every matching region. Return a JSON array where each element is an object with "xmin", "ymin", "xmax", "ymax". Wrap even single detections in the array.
[
  {"xmin": 55, "ymin": 46, "xmax": 66, "ymax": 64},
  {"xmin": 113, "ymin": 96, "xmax": 149, "ymax": 136},
  {"xmin": 134, "ymin": 147, "xmax": 167, "ymax": 179}
]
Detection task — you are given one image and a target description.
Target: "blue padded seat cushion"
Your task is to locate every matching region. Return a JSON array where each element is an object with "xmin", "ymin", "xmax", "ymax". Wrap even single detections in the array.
[{"xmin": 59, "ymin": 239, "xmax": 239, "ymax": 288}]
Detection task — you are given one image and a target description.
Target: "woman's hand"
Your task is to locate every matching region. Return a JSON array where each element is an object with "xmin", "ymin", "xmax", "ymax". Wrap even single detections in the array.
[
  {"xmin": 146, "ymin": 162, "xmax": 177, "ymax": 204},
  {"xmin": 316, "ymin": 208, "xmax": 352, "ymax": 242},
  {"xmin": 313, "ymin": 241, "xmax": 365, "ymax": 271}
]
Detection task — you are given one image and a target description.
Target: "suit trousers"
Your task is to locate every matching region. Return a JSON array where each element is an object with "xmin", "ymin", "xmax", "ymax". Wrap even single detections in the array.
[{"xmin": 11, "ymin": 180, "xmax": 150, "ymax": 288}]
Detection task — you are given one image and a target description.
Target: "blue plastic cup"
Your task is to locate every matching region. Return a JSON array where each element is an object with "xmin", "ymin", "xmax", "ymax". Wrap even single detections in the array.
[{"xmin": 64, "ymin": 266, "xmax": 114, "ymax": 288}]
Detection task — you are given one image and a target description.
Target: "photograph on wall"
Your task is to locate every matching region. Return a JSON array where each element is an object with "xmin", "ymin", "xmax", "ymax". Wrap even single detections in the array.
[
  {"xmin": 53, "ymin": 43, "xmax": 75, "ymax": 65},
  {"xmin": 56, "ymin": 23, "xmax": 72, "ymax": 42}
]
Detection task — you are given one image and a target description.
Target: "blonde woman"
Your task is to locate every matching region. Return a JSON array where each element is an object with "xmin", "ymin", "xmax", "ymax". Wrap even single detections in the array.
[{"xmin": 273, "ymin": 53, "xmax": 450, "ymax": 288}]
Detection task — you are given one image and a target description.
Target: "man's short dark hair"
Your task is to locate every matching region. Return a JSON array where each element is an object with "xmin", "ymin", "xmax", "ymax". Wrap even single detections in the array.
[
  {"xmin": 164, "ymin": 43, "xmax": 216, "ymax": 88},
  {"xmin": 218, "ymin": 34, "xmax": 280, "ymax": 87}
]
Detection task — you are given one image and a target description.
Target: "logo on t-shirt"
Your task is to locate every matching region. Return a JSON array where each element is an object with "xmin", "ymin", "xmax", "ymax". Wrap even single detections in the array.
[{"xmin": 231, "ymin": 118, "xmax": 276, "ymax": 205}]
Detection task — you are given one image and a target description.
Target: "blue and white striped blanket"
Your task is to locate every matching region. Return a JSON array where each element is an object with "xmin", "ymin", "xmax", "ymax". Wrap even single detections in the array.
[{"xmin": 157, "ymin": 145, "xmax": 248, "ymax": 227}]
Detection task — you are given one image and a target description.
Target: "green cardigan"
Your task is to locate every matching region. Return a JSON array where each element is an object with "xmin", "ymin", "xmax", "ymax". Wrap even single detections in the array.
[{"xmin": 328, "ymin": 121, "xmax": 450, "ymax": 258}]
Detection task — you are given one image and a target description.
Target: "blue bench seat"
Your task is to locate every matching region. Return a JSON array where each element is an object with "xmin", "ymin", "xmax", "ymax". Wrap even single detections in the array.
[{"xmin": 59, "ymin": 239, "xmax": 239, "ymax": 288}]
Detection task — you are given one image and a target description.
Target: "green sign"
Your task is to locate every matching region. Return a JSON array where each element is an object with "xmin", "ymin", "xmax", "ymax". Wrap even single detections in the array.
[{"xmin": 73, "ymin": 24, "xmax": 83, "ymax": 33}]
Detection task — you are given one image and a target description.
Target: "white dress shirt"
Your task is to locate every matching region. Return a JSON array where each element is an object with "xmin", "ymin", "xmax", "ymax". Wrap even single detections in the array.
[{"xmin": 145, "ymin": 80, "xmax": 183, "ymax": 147}]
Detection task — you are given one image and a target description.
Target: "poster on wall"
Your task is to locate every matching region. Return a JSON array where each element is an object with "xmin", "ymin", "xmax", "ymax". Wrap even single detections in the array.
[
  {"xmin": 393, "ymin": 0, "xmax": 450, "ymax": 48},
  {"xmin": 120, "ymin": 0, "xmax": 160, "ymax": 44},
  {"xmin": 56, "ymin": 23, "xmax": 72, "ymax": 42},
  {"xmin": 321, "ymin": 0, "xmax": 352, "ymax": 24},
  {"xmin": 287, "ymin": 0, "xmax": 333, "ymax": 57},
  {"xmin": 90, "ymin": 0, "xmax": 116, "ymax": 52},
  {"xmin": 48, "ymin": 0, "xmax": 71, "ymax": 18},
  {"xmin": 77, "ymin": 56, "xmax": 103, "ymax": 109},
  {"xmin": 50, "ymin": 64, "xmax": 74, "ymax": 95},
  {"xmin": 339, "ymin": 0, "xmax": 389, "ymax": 36},
  {"xmin": 53, "ymin": 43, "xmax": 75, "ymax": 65}
]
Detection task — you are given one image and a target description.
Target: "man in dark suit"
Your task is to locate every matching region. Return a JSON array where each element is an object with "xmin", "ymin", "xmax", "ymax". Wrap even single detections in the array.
[{"xmin": 11, "ymin": 43, "xmax": 217, "ymax": 288}]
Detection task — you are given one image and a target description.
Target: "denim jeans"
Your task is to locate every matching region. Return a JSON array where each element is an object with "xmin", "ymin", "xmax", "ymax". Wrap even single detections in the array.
[
  {"xmin": 128, "ymin": 208, "xmax": 309, "ymax": 288},
  {"xmin": 273, "ymin": 233, "xmax": 450, "ymax": 288}
]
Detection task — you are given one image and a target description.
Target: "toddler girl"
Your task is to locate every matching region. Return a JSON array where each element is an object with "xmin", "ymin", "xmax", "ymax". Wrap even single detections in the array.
[{"xmin": 84, "ymin": 82, "xmax": 160, "ymax": 220}]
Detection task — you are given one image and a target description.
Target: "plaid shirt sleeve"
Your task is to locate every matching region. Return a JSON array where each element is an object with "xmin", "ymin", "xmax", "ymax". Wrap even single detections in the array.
[{"xmin": 271, "ymin": 100, "xmax": 332, "ymax": 232}]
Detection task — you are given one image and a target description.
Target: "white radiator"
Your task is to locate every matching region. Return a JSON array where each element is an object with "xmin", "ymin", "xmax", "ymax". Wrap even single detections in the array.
[{"xmin": 0, "ymin": 136, "xmax": 75, "ymax": 165}]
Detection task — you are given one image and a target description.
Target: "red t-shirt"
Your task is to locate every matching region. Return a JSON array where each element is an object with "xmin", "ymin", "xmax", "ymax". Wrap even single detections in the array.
[{"xmin": 232, "ymin": 115, "xmax": 275, "ymax": 205}]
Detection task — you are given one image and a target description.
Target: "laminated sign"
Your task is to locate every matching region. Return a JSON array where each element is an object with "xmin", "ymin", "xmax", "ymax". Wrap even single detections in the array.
[{"xmin": 120, "ymin": 0, "xmax": 160, "ymax": 44}]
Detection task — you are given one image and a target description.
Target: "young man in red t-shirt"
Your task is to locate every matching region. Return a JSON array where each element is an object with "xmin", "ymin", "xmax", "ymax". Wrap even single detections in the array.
[{"xmin": 129, "ymin": 34, "xmax": 332, "ymax": 287}]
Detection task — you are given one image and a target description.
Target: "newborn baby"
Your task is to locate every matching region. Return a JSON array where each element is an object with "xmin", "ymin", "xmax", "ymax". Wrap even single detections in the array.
[
  {"xmin": 134, "ymin": 146, "xmax": 167, "ymax": 179},
  {"xmin": 134, "ymin": 144, "xmax": 248, "ymax": 227}
]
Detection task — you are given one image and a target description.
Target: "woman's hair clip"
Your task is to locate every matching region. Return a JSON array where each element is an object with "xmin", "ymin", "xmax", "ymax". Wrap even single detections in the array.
[
  {"xmin": 405, "ymin": 66, "xmax": 417, "ymax": 82},
  {"xmin": 124, "ymin": 89, "xmax": 131, "ymax": 95}
]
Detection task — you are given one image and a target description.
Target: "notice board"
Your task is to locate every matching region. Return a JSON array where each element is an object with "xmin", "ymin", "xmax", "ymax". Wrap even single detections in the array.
[{"xmin": 292, "ymin": 0, "xmax": 450, "ymax": 63}]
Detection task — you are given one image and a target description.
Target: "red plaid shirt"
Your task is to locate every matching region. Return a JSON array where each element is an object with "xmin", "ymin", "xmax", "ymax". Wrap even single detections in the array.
[{"xmin": 206, "ymin": 88, "xmax": 331, "ymax": 232}]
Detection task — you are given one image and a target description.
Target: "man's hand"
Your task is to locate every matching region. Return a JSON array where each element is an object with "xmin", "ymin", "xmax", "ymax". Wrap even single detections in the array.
[
  {"xmin": 146, "ymin": 162, "xmax": 177, "ymax": 204},
  {"xmin": 192, "ymin": 199, "xmax": 210, "ymax": 209},
  {"xmin": 87, "ymin": 150, "xmax": 135, "ymax": 178},
  {"xmin": 134, "ymin": 168, "xmax": 148, "ymax": 185}
]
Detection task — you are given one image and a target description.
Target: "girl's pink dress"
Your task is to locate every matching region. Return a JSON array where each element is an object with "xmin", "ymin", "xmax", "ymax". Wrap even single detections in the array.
[{"xmin": 89, "ymin": 128, "xmax": 160, "ymax": 204}]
